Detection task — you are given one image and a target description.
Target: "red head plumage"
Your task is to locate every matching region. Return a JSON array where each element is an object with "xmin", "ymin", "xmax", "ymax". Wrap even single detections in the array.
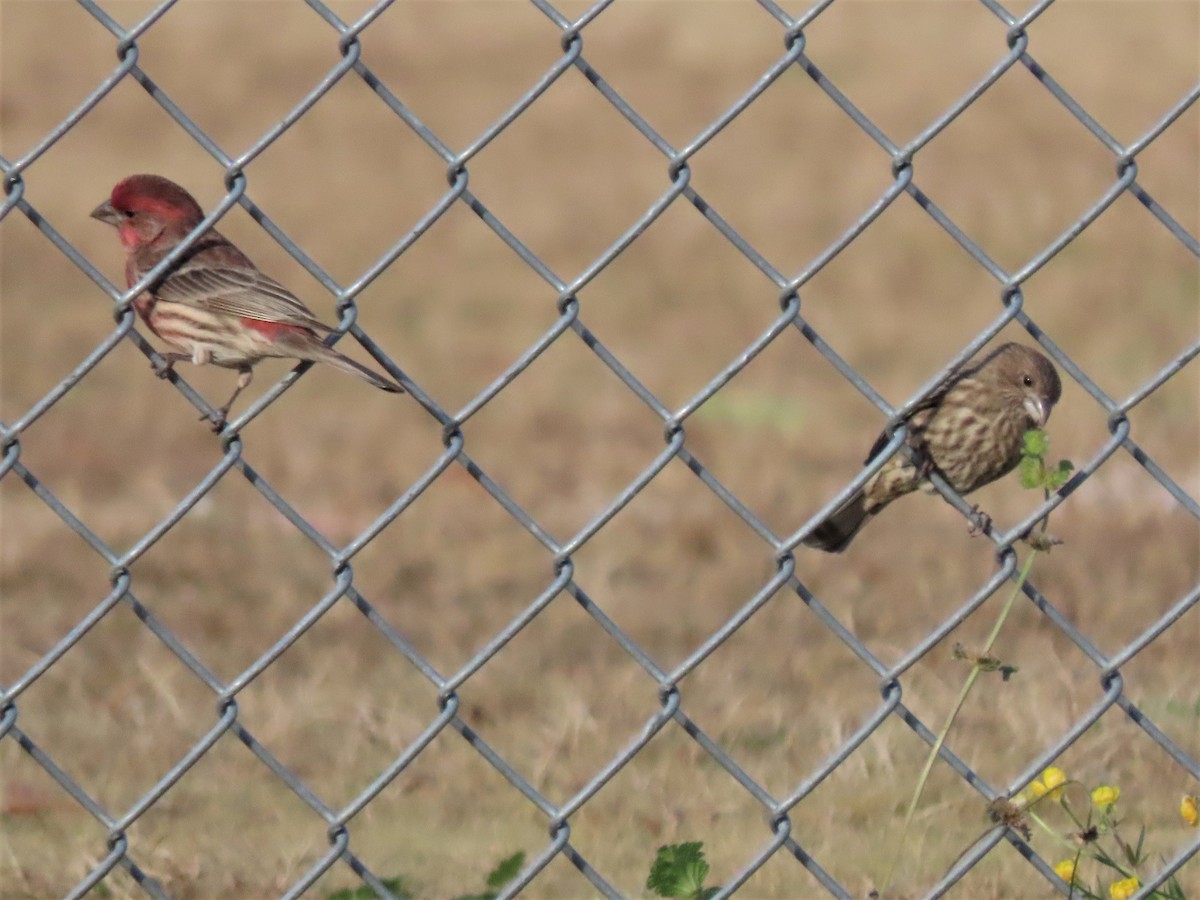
[{"xmin": 108, "ymin": 174, "xmax": 205, "ymax": 225}]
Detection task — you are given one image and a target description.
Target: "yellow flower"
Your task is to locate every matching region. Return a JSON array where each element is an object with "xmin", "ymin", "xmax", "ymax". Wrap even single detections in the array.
[
  {"xmin": 1183, "ymin": 794, "xmax": 1198, "ymax": 827},
  {"xmin": 1091, "ymin": 785, "xmax": 1120, "ymax": 808},
  {"xmin": 1041, "ymin": 766, "xmax": 1067, "ymax": 800},
  {"xmin": 1109, "ymin": 876, "xmax": 1139, "ymax": 900},
  {"xmin": 1053, "ymin": 859, "xmax": 1077, "ymax": 883}
]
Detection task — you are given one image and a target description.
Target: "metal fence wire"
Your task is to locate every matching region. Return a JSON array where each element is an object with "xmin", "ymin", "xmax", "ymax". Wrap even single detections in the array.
[{"xmin": 2, "ymin": 0, "xmax": 1198, "ymax": 897}]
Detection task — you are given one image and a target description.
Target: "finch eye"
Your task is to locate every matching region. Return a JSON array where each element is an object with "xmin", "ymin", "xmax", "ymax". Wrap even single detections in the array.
[{"xmin": 1022, "ymin": 375, "xmax": 1033, "ymax": 387}]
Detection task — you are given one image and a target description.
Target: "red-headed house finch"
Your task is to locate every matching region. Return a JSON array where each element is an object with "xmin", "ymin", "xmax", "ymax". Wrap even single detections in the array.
[
  {"xmin": 91, "ymin": 174, "xmax": 402, "ymax": 429},
  {"xmin": 803, "ymin": 342, "xmax": 1062, "ymax": 553}
]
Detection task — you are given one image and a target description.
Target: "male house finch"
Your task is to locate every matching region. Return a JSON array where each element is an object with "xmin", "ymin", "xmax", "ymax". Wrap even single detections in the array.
[
  {"xmin": 92, "ymin": 174, "xmax": 401, "ymax": 429},
  {"xmin": 804, "ymin": 342, "xmax": 1062, "ymax": 553}
]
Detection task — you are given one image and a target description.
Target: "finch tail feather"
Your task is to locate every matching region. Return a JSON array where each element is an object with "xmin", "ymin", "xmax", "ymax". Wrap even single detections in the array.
[
  {"xmin": 309, "ymin": 344, "xmax": 403, "ymax": 393},
  {"xmin": 804, "ymin": 492, "xmax": 872, "ymax": 553}
]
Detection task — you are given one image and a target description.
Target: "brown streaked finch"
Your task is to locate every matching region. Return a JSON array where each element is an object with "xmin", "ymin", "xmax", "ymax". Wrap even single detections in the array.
[
  {"xmin": 91, "ymin": 174, "xmax": 402, "ymax": 430},
  {"xmin": 804, "ymin": 342, "xmax": 1062, "ymax": 553}
]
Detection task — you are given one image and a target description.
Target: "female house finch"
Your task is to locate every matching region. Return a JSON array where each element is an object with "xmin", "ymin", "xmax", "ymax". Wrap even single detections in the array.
[
  {"xmin": 804, "ymin": 342, "xmax": 1062, "ymax": 553},
  {"xmin": 91, "ymin": 174, "xmax": 401, "ymax": 429}
]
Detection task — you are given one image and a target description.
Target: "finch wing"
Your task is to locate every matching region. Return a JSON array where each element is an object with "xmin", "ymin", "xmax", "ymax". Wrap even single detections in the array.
[
  {"xmin": 862, "ymin": 371, "xmax": 961, "ymax": 464},
  {"xmin": 155, "ymin": 264, "xmax": 333, "ymax": 333},
  {"xmin": 863, "ymin": 406, "xmax": 940, "ymax": 464}
]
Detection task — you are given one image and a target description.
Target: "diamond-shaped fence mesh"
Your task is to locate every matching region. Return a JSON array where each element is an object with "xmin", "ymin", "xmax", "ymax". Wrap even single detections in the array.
[{"xmin": 2, "ymin": 0, "xmax": 1198, "ymax": 897}]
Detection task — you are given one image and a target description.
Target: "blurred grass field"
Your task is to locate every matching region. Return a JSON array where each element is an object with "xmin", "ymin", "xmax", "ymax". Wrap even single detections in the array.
[{"xmin": 2, "ymin": 1, "xmax": 1198, "ymax": 897}]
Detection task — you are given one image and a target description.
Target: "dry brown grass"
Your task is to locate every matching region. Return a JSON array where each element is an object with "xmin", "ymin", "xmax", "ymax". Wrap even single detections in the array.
[{"xmin": 2, "ymin": 1, "xmax": 1198, "ymax": 897}]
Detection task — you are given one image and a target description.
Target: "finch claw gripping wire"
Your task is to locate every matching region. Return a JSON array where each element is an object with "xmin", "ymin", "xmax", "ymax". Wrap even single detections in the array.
[{"xmin": 967, "ymin": 504, "xmax": 992, "ymax": 537}]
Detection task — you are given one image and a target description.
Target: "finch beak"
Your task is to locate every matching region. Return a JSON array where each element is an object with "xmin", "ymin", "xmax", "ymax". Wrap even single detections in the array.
[
  {"xmin": 90, "ymin": 200, "xmax": 122, "ymax": 226},
  {"xmin": 1024, "ymin": 395, "xmax": 1047, "ymax": 427}
]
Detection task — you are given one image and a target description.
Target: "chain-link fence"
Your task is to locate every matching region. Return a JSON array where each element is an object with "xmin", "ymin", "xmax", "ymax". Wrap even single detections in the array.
[{"xmin": 2, "ymin": 0, "xmax": 1198, "ymax": 897}]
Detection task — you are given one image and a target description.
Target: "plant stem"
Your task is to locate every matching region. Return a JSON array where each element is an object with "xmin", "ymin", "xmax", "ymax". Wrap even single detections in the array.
[{"xmin": 882, "ymin": 547, "xmax": 1040, "ymax": 891}]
